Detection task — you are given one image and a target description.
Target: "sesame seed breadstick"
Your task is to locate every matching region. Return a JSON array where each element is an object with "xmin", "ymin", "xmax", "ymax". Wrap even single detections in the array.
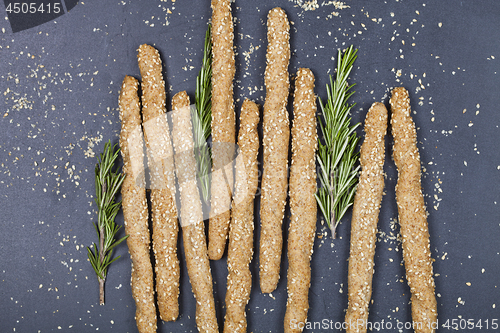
[
  {"xmin": 223, "ymin": 99, "xmax": 260, "ymax": 333},
  {"xmin": 344, "ymin": 102, "xmax": 388, "ymax": 333},
  {"xmin": 171, "ymin": 91, "xmax": 219, "ymax": 333},
  {"xmin": 284, "ymin": 68, "xmax": 317, "ymax": 333},
  {"xmin": 259, "ymin": 7, "xmax": 291, "ymax": 294},
  {"xmin": 390, "ymin": 87, "xmax": 437, "ymax": 333},
  {"xmin": 137, "ymin": 44, "xmax": 180, "ymax": 322},
  {"xmin": 209, "ymin": 0, "xmax": 236, "ymax": 260},
  {"xmin": 118, "ymin": 75, "xmax": 157, "ymax": 333}
]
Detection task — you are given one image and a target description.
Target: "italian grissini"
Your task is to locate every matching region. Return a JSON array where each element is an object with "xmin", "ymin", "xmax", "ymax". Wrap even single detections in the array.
[
  {"xmin": 209, "ymin": 0, "xmax": 236, "ymax": 260},
  {"xmin": 390, "ymin": 87, "xmax": 437, "ymax": 333},
  {"xmin": 224, "ymin": 99, "xmax": 260, "ymax": 333},
  {"xmin": 259, "ymin": 7, "xmax": 291, "ymax": 294},
  {"xmin": 137, "ymin": 44, "xmax": 180, "ymax": 322},
  {"xmin": 284, "ymin": 68, "xmax": 318, "ymax": 333},
  {"xmin": 171, "ymin": 91, "xmax": 219, "ymax": 333},
  {"xmin": 118, "ymin": 75, "xmax": 157, "ymax": 333},
  {"xmin": 345, "ymin": 102, "xmax": 388, "ymax": 333}
]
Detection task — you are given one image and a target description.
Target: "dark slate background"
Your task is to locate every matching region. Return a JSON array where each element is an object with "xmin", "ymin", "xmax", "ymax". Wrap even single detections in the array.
[{"xmin": 1, "ymin": 1, "xmax": 499, "ymax": 332}]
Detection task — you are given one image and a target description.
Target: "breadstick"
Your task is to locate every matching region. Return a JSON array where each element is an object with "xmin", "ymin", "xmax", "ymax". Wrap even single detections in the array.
[
  {"xmin": 209, "ymin": 0, "xmax": 236, "ymax": 260},
  {"xmin": 224, "ymin": 99, "xmax": 260, "ymax": 333},
  {"xmin": 390, "ymin": 87, "xmax": 437, "ymax": 333},
  {"xmin": 284, "ymin": 68, "xmax": 317, "ymax": 333},
  {"xmin": 259, "ymin": 7, "xmax": 291, "ymax": 294},
  {"xmin": 137, "ymin": 44, "xmax": 180, "ymax": 322},
  {"xmin": 171, "ymin": 91, "xmax": 219, "ymax": 333},
  {"xmin": 118, "ymin": 75, "xmax": 157, "ymax": 333},
  {"xmin": 344, "ymin": 102, "xmax": 388, "ymax": 333}
]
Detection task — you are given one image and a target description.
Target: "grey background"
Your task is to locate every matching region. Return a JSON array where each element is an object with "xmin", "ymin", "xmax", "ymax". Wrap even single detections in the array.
[{"xmin": 0, "ymin": 0, "xmax": 499, "ymax": 332}]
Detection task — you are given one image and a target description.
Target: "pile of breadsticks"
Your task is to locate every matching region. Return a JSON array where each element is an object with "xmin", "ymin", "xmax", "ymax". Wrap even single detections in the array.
[
  {"xmin": 345, "ymin": 88, "xmax": 437, "ymax": 333},
  {"xmin": 115, "ymin": 2, "xmax": 437, "ymax": 333},
  {"xmin": 117, "ymin": 1, "xmax": 247, "ymax": 331},
  {"xmin": 120, "ymin": 42, "xmax": 222, "ymax": 332}
]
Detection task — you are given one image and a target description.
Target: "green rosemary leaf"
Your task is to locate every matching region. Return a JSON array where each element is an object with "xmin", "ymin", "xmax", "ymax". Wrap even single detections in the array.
[
  {"xmin": 193, "ymin": 23, "xmax": 213, "ymax": 204},
  {"xmin": 316, "ymin": 45, "xmax": 360, "ymax": 239},
  {"xmin": 107, "ymin": 234, "xmax": 128, "ymax": 252},
  {"xmin": 87, "ymin": 140, "xmax": 128, "ymax": 305}
]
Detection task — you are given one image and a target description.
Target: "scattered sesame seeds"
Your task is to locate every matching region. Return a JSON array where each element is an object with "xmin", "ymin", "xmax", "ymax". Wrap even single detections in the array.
[{"xmin": 1, "ymin": 0, "xmax": 498, "ymax": 331}]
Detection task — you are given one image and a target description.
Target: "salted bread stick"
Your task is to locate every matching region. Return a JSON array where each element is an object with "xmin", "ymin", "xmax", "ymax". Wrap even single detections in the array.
[
  {"xmin": 171, "ymin": 91, "xmax": 219, "ymax": 333},
  {"xmin": 284, "ymin": 68, "xmax": 317, "ymax": 333},
  {"xmin": 223, "ymin": 99, "xmax": 260, "ymax": 333},
  {"xmin": 344, "ymin": 102, "xmax": 388, "ymax": 333},
  {"xmin": 259, "ymin": 7, "xmax": 291, "ymax": 294},
  {"xmin": 390, "ymin": 87, "xmax": 437, "ymax": 333},
  {"xmin": 137, "ymin": 44, "xmax": 180, "ymax": 322},
  {"xmin": 209, "ymin": 0, "xmax": 236, "ymax": 260},
  {"xmin": 118, "ymin": 75, "xmax": 157, "ymax": 333}
]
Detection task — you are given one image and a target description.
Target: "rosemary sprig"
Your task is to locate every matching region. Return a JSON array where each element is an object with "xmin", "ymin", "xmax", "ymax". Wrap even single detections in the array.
[
  {"xmin": 315, "ymin": 45, "xmax": 361, "ymax": 239},
  {"xmin": 193, "ymin": 23, "xmax": 213, "ymax": 204},
  {"xmin": 87, "ymin": 140, "xmax": 128, "ymax": 305}
]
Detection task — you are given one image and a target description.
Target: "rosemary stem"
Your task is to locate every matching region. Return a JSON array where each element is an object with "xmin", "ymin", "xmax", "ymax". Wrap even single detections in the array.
[
  {"xmin": 99, "ymin": 224, "xmax": 105, "ymax": 264},
  {"xmin": 330, "ymin": 214, "xmax": 336, "ymax": 239},
  {"xmin": 99, "ymin": 277, "xmax": 105, "ymax": 305},
  {"xmin": 194, "ymin": 24, "xmax": 212, "ymax": 204},
  {"xmin": 330, "ymin": 172, "xmax": 336, "ymax": 239},
  {"xmin": 315, "ymin": 46, "xmax": 359, "ymax": 239},
  {"xmin": 98, "ymin": 223, "xmax": 106, "ymax": 303},
  {"xmin": 87, "ymin": 141, "xmax": 127, "ymax": 306}
]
